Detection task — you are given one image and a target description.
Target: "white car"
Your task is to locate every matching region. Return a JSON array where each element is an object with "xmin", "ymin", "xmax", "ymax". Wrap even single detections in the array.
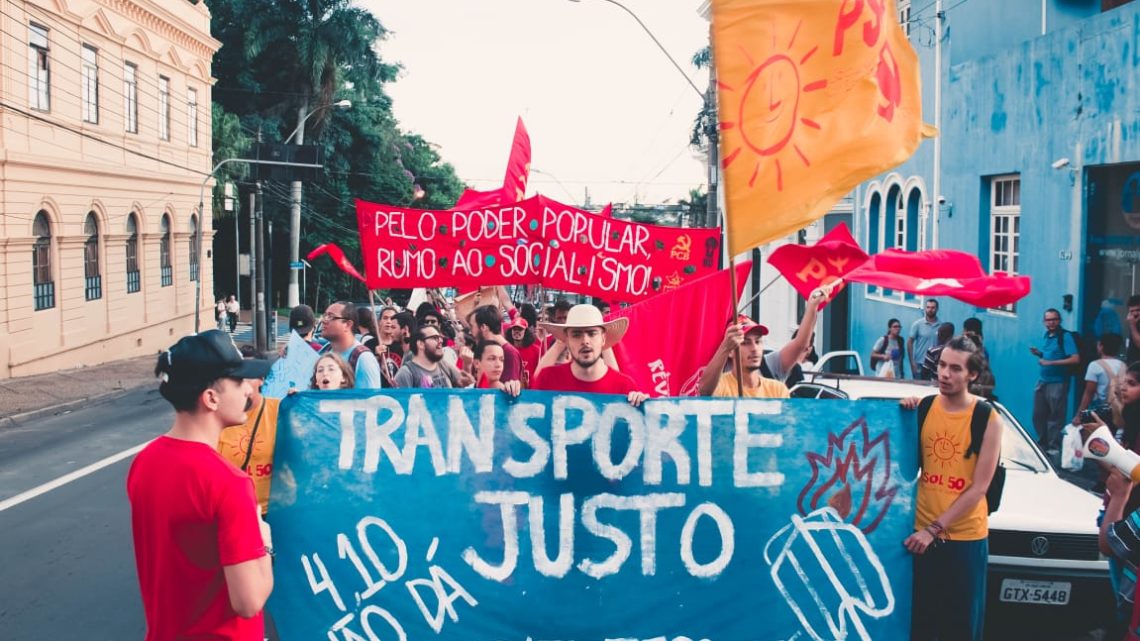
[{"xmin": 790, "ymin": 374, "xmax": 1112, "ymax": 637}]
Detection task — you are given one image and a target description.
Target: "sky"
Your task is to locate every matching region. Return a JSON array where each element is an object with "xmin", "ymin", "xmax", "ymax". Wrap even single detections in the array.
[{"xmin": 363, "ymin": 0, "xmax": 711, "ymax": 208}]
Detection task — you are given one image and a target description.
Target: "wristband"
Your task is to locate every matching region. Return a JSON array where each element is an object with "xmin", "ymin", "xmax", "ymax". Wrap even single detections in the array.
[
  {"xmin": 264, "ymin": 545, "xmax": 276, "ymax": 559},
  {"xmin": 929, "ymin": 520, "xmax": 946, "ymax": 535}
]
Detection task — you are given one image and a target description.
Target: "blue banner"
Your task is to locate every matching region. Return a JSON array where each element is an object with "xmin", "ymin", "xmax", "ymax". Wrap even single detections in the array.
[{"xmin": 268, "ymin": 390, "xmax": 918, "ymax": 641}]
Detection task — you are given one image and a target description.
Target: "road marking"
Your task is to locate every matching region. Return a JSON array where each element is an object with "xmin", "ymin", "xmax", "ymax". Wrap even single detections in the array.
[{"xmin": 0, "ymin": 440, "xmax": 151, "ymax": 513}]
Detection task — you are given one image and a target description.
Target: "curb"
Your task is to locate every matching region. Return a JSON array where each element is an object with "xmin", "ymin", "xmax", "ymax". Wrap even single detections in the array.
[{"xmin": 0, "ymin": 384, "xmax": 150, "ymax": 428}]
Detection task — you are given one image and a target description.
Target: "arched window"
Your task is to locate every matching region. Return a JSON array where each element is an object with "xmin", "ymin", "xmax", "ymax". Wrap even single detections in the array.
[
  {"xmin": 905, "ymin": 187, "xmax": 922, "ymax": 251},
  {"xmin": 188, "ymin": 214, "xmax": 199, "ymax": 282},
  {"xmin": 126, "ymin": 213, "xmax": 140, "ymax": 293},
  {"xmin": 84, "ymin": 212, "xmax": 102, "ymax": 301},
  {"xmin": 866, "ymin": 191, "xmax": 882, "ymax": 294},
  {"xmin": 32, "ymin": 211, "xmax": 54, "ymax": 310},
  {"xmin": 160, "ymin": 214, "xmax": 172, "ymax": 287},
  {"xmin": 885, "ymin": 185, "xmax": 904, "ymax": 250}
]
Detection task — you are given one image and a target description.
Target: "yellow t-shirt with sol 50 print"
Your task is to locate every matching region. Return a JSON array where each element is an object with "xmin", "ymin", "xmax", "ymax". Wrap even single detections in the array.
[
  {"xmin": 915, "ymin": 396, "xmax": 988, "ymax": 541},
  {"xmin": 217, "ymin": 397, "xmax": 279, "ymax": 515}
]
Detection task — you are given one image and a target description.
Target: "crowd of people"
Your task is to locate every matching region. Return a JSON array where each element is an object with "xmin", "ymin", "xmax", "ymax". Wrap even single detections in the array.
[{"xmin": 128, "ymin": 288, "xmax": 1140, "ymax": 641}]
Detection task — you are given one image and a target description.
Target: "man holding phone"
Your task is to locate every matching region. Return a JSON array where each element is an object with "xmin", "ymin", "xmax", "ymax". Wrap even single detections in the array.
[{"xmin": 1030, "ymin": 308, "xmax": 1079, "ymax": 453}]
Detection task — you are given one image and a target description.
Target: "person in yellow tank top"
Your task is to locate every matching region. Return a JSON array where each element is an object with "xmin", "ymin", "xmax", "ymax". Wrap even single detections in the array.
[
  {"xmin": 217, "ymin": 348, "xmax": 280, "ymax": 515},
  {"xmin": 697, "ymin": 315, "xmax": 791, "ymax": 399},
  {"xmin": 900, "ymin": 335, "xmax": 1002, "ymax": 641}
]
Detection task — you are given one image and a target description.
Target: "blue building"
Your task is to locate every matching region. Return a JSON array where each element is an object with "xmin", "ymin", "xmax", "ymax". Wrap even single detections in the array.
[{"xmin": 848, "ymin": 0, "xmax": 1140, "ymax": 427}]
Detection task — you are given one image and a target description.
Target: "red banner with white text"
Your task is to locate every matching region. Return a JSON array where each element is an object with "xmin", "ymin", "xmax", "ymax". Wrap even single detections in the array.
[{"xmin": 355, "ymin": 196, "xmax": 722, "ymax": 302}]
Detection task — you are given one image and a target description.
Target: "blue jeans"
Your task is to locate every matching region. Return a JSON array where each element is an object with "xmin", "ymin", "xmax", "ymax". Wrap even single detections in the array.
[{"xmin": 912, "ymin": 537, "xmax": 988, "ymax": 641}]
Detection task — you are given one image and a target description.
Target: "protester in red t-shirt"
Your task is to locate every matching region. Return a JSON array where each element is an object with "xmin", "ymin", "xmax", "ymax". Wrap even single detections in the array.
[
  {"xmin": 506, "ymin": 316, "xmax": 541, "ymax": 388},
  {"xmin": 128, "ymin": 330, "xmax": 274, "ymax": 641},
  {"xmin": 472, "ymin": 304, "xmax": 523, "ymax": 383},
  {"xmin": 530, "ymin": 304, "xmax": 648, "ymax": 406}
]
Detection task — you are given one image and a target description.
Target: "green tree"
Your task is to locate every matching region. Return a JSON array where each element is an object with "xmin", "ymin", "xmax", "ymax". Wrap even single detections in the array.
[{"xmin": 205, "ymin": 0, "xmax": 464, "ymax": 304}]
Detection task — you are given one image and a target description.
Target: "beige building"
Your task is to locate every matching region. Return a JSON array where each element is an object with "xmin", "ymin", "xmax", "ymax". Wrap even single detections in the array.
[{"xmin": 0, "ymin": 0, "xmax": 221, "ymax": 378}]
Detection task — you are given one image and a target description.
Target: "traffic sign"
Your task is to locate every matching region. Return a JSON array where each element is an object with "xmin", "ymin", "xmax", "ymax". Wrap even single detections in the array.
[{"xmin": 289, "ymin": 261, "xmax": 305, "ymax": 270}]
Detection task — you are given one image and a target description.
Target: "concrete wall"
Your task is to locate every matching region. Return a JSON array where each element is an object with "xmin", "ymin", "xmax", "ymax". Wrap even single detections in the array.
[{"xmin": 0, "ymin": 0, "xmax": 221, "ymax": 378}]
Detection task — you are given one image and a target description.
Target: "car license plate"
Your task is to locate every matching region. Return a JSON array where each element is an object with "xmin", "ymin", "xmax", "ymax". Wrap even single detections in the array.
[{"xmin": 999, "ymin": 579, "xmax": 1072, "ymax": 605}]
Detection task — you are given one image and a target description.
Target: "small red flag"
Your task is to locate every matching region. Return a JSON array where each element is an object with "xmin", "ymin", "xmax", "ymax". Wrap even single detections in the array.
[
  {"xmin": 846, "ymin": 249, "xmax": 1031, "ymax": 308},
  {"xmin": 767, "ymin": 223, "xmax": 868, "ymax": 302},
  {"xmin": 610, "ymin": 261, "xmax": 752, "ymax": 397},
  {"xmin": 453, "ymin": 117, "xmax": 532, "ymax": 210},
  {"xmin": 307, "ymin": 243, "xmax": 366, "ymax": 283}
]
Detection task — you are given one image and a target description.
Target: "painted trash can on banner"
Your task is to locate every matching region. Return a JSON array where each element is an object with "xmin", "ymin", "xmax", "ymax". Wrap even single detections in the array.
[{"xmin": 267, "ymin": 390, "xmax": 918, "ymax": 641}]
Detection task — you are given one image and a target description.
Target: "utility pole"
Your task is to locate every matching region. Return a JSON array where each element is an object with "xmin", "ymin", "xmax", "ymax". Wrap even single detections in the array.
[
  {"xmin": 287, "ymin": 105, "xmax": 305, "ymax": 309},
  {"xmin": 248, "ymin": 188, "xmax": 257, "ymax": 342},
  {"xmin": 254, "ymin": 181, "xmax": 267, "ymax": 352}
]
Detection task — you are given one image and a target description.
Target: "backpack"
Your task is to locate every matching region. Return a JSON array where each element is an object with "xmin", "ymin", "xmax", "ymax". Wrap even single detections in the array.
[
  {"xmin": 917, "ymin": 396, "xmax": 1005, "ymax": 515},
  {"xmin": 1059, "ymin": 329, "xmax": 1095, "ymax": 380},
  {"xmin": 320, "ymin": 344, "xmax": 370, "ymax": 371}
]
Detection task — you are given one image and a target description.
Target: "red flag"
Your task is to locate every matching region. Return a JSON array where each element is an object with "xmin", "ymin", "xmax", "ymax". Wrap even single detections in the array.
[
  {"xmin": 453, "ymin": 188, "xmax": 504, "ymax": 210},
  {"xmin": 500, "ymin": 117, "xmax": 531, "ymax": 203},
  {"xmin": 307, "ymin": 243, "xmax": 366, "ymax": 283},
  {"xmin": 846, "ymin": 249, "xmax": 1031, "ymax": 308},
  {"xmin": 598, "ymin": 203, "xmax": 613, "ymax": 218},
  {"xmin": 768, "ymin": 223, "xmax": 869, "ymax": 302},
  {"xmin": 453, "ymin": 117, "xmax": 532, "ymax": 210},
  {"xmin": 610, "ymin": 261, "xmax": 752, "ymax": 397}
]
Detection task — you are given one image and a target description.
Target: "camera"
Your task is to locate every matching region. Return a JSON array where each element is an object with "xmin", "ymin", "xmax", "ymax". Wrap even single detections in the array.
[{"xmin": 1080, "ymin": 409, "xmax": 1098, "ymax": 424}]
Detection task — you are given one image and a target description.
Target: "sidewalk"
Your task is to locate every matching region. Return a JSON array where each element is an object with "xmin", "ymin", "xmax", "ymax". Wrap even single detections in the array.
[
  {"xmin": 0, "ymin": 354, "xmax": 157, "ymax": 423},
  {"xmin": 0, "ymin": 318, "xmax": 290, "ymax": 424}
]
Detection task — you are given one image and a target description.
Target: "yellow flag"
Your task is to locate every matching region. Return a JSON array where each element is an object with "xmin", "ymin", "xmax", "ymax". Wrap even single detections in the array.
[{"xmin": 712, "ymin": 0, "xmax": 933, "ymax": 255}]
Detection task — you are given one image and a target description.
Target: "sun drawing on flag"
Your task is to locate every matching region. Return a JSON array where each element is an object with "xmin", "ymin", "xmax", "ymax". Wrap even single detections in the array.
[{"xmin": 720, "ymin": 19, "xmax": 827, "ymax": 192}]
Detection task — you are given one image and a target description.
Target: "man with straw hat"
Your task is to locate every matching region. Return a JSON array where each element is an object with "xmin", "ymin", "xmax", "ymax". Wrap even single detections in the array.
[{"xmin": 531, "ymin": 304, "xmax": 649, "ymax": 406}]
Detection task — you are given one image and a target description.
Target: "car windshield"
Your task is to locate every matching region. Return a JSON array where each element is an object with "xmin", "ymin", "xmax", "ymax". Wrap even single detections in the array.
[{"xmin": 994, "ymin": 405, "xmax": 1050, "ymax": 473}]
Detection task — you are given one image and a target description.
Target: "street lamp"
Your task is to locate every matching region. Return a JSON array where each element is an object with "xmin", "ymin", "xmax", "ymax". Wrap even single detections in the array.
[
  {"xmin": 566, "ymin": 0, "xmax": 718, "ymax": 228},
  {"xmin": 566, "ymin": 0, "xmax": 704, "ymax": 101},
  {"xmin": 287, "ymin": 99, "xmax": 351, "ymax": 308}
]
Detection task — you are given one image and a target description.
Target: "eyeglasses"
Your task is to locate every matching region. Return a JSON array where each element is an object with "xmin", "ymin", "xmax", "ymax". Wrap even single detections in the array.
[
  {"xmin": 322, "ymin": 313, "xmax": 351, "ymax": 322},
  {"xmin": 422, "ymin": 335, "xmax": 443, "ymax": 343}
]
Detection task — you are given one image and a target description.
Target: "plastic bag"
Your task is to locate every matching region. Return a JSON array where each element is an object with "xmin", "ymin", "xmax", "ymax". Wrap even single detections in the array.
[
  {"xmin": 1061, "ymin": 424, "xmax": 1084, "ymax": 471},
  {"xmin": 876, "ymin": 359, "xmax": 895, "ymax": 379}
]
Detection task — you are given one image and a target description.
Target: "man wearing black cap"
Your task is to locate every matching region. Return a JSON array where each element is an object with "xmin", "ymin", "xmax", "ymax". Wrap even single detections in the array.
[
  {"xmin": 128, "ymin": 330, "xmax": 274, "ymax": 640},
  {"xmin": 289, "ymin": 304, "xmax": 322, "ymax": 352}
]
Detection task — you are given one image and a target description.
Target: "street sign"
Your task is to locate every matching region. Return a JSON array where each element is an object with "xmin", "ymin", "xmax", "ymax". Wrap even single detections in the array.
[{"xmin": 289, "ymin": 261, "xmax": 305, "ymax": 270}]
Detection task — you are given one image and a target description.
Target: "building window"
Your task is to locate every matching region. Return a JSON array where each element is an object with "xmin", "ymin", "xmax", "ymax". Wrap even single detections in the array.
[
  {"xmin": 189, "ymin": 214, "xmax": 199, "ymax": 282},
  {"xmin": 28, "ymin": 24, "xmax": 50, "ymax": 111},
  {"xmin": 989, "ymin": 175, "xmax": 1021, "ymax": 313},
  {"xmin": 865, "ymin": 191, "xmax": 883, "ymax": 294},
  {"xmin": 187, "ymin": 88, "xmax": 199, "ymax": 147},
  {"xmin": 894, "ymin": 191, "xmax": 907, "ymax": 250},
  {"xmin": 160, "ymin": 215, "xmax": 172, "ymax": 287},
  {"xmin": 126, "ymin": 213, "xmax": 140, "ymax": 293},
  {"xmin": 32, "ymin": 211, "xmax": 54, "ymax": 310},
  {"xmin": 158, "ymin": 76, "xmax": 170, "ymax": 141},
  {"xmin": 84, "ymin": 213, "xmax": 102, "ymax": 301},
  {"xmin": 124, "ymin": 63, "xmax": 138, "ymax": 133},
  {"xmin": 82, "ymin": 45, "xmax": 98, "ymax": 123},
  {"xmin": 898, "ymin": 0, "xmax": 912, "ymax": 36}
]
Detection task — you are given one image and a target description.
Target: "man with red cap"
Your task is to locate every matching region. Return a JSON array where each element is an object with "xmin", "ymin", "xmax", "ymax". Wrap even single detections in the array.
[
  {"xmin": 697, "ymin": 315, "xmax": 792, "ymax": 398},
  {"xmin": 506, "ymin": 315, "xmax": 540, "ymax": 387}
]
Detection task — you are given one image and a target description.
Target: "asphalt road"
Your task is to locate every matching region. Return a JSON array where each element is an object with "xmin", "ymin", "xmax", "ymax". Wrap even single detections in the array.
[{"xmin": 0, "ymin": 387, "xmax": 168, "ymax": 641}]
